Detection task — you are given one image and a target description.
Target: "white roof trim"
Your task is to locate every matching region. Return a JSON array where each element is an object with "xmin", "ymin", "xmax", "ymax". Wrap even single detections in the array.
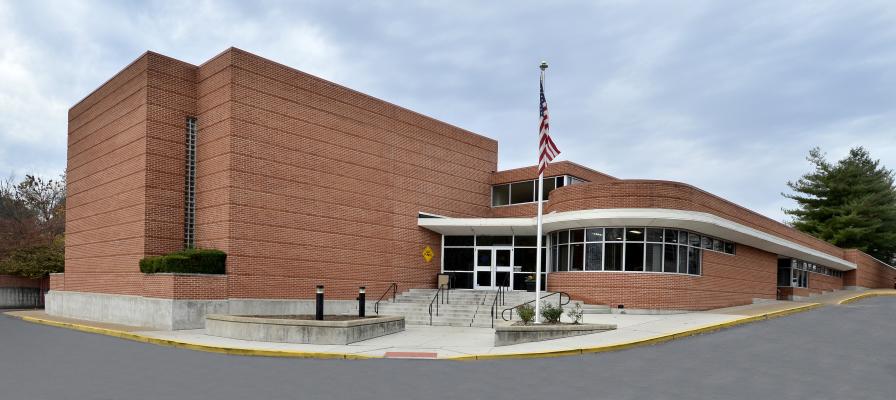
[{"xmin": 417, "ymin": 208, "xmax": 857, "ymax": 271}]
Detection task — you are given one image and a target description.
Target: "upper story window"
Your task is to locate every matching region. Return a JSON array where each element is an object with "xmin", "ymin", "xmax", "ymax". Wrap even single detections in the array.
[{"xmin": 492, "ymin": 175, "xmax": 584, "ymax": 207}]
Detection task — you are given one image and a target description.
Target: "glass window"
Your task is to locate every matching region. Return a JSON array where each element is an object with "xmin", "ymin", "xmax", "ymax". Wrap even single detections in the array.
[
  {"xmin": 689, "ymin": 233, "xmax": 701, "ymax": 247},
  {"xmin": 586, "ymin": 228, "xmax": 604, "ymax": 242},
  {"xmin": 712, "ymin": 239, "xmax": 723, "ymax": 252},
  {"xmin": 444, "ymin": 236, "xmax": 474, "ymax": 246},
  {"xmin": 646, "ymin": 228, "xmax": 664, "ymax": 242},
  {"xmin": 443, "ymin": 248, "xmax": 474, "ymax": 271},
  {"xmin": 701, "ymin": 236, "xmax": 712, "ymax": 249},
  {"xmin": 541, "ymin": 177, "xmax": 556, "ymax": 200},
  {"xmin": 680, "ymin": 231, "xmax": 690, "ymax": 245},
  {"xmin": 551, "ymin": 245, "xmax": 559, "ymax": 272},
  {"xmin": 558, "ymin": 231, "xmax": 569, "ymax": 244},
  {"xmin": 510, "ymin": 181, "xmax": 535, "ymax": 204},
  {"xmin": 570, "ymin": 244, "xmax": 584, "ymax": 271},
  {"xmin": 585, "ymin": 243, "xmax": 602, "ymax": 271},
  {"xmin": 663, "ymin": 245, "xmax": 678, "ymax": 273},
  {"xmin": 492, "ymin": 184, "xmax": 510, "ymax": 206},
  {"xmin": 724, "ymin": 242, "xmax": 735, "ymax": 254},
  {"xmin": 515, "ymin": 248, "xmax": 537, "ymax": 272},
  {"xmin": 570, "ymin": 229, "xmax": 585, "ymax": 243},
  {"xmin": 555, "ymin": 176, "xmax": 566, "ymax": 188},
  {"xmin": 606, "ymin": 228, "xmax": 624, "ymax": 241},
  {"xmin": 452, "ymin": 272, "xmax": 473, "ymax": 289},
  {"xmin": 477, "ymin": 249, "xmax": 491, "ymax": 267},
  {"xmin": 626, "ymin": 228, "xmax": 645, "ymax": 242},
  {"xmin": 688, "ymin": 247, "xmax": 701, "ymax": 274},
  {"xmin": 477, "ymin": 236, "xmax": 512, "ymax": 246},
  {"xmin": 605, "ymin": 243, "xmax": 623, "ymax": 271},
  {"xmin": 678, "ymin": 245, "xmax": 689, "ymax": 274},
  {"xmin": 557, "ymin": 245, "xmax": 569, "ymax": 271},
  {"xmin": 514, "ymin": 236, "xmax": 538, "ymax": 247},
  {"xmin": 646, "ymin": 243, "xmax": 663, "ymax": 272},
  {"xmin": 625, "ymin": 243, "xmax": 644, "ymax": 271},
  {"xmin": 664, "ymin": 229, "xmax": 679, "ymax": 243}
]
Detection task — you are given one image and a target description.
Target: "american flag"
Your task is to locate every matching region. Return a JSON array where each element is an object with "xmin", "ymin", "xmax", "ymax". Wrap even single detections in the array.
[{"xmin": 538, "ymin": 77, "xmax": 560, "ymax": 175}]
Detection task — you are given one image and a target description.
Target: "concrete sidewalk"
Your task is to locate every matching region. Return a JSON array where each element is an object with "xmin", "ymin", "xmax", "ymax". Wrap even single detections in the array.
[{"xmin": 5, "ymin": 299, "xmax": 826, "ymax": 360}]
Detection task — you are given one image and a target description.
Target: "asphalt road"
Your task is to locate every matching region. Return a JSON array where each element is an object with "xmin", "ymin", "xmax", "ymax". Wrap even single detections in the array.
[{"xmin": 1, "ymin": 298, "xmax": 895, "ymax": 400}]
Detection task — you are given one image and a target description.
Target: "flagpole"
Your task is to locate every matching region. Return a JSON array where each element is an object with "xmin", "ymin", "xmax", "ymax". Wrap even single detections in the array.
[{"xmin": 534, "ymin": 61, "xmax": 548, "ymax": 324}]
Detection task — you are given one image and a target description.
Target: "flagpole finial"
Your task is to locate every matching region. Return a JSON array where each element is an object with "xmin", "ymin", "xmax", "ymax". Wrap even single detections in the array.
[{"xmin": 539, "ymin": 61, "xmax": 548, "ymax": 71}]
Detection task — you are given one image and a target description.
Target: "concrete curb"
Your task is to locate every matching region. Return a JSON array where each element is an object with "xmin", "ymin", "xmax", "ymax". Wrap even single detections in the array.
[
  {"xmin": 837, "ymin": 291, "xmax": 896, "ymax": 305},
  {"xmin": 8, "ymin": 303, "xmax": 822, "ymax": 361}
]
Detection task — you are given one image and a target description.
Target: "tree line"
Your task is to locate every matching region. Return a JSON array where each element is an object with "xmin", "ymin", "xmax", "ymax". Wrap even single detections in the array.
[{"xmin": 0, "ymin": 174, "xmax": 65, "ymax": 279}]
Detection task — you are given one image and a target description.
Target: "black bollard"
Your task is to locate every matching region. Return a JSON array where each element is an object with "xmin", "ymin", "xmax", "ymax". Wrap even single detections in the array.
[
  {"xmin": 315, "ymin": 285, "xmax": 324, "ymax": 321},
  {"xmin": 358, "ymin": 286, "xmax": 366, "ymax": 318}
]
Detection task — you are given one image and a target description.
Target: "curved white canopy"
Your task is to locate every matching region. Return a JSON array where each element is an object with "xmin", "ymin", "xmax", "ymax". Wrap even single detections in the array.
[{"xmin": 418, "ymin": 208, "xmax": 856, "ymax": 271}]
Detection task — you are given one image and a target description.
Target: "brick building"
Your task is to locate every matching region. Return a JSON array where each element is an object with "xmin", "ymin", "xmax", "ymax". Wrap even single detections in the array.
[{"xmin": 47, "ymin": 48, "xmax": 896, "ymax": 329}]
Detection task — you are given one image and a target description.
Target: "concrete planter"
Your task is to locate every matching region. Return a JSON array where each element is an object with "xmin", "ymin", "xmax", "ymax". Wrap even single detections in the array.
[
  {"xmin": 494, "ymin": 323, "xmax": 616, "ymax": 346},
  {"xmin": 205, "ymin": 314, "xmax": 405, "ymax": 345}
]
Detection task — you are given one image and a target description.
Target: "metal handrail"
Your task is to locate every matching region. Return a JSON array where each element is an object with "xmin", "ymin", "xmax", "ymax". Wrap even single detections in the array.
[
  {"xmin": 489, "ymin": 274, "xmax": 510, "ymax": 328},
  {"xmin": 428, "ymin": 284, "xmax": 449, "ymax": 325},
  {"xmin": 501, "ymin": 291, "xmax": 570, "ymax": 321},
  {"xmin": 374, "ymin": 283, "xmax": 398, "ymax": 315}
]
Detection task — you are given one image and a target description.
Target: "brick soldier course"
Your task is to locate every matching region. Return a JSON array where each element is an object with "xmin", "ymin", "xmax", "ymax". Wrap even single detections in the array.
[{"xmin": 47, "ymin": 47, "xmax": 896, "ymax": 329}]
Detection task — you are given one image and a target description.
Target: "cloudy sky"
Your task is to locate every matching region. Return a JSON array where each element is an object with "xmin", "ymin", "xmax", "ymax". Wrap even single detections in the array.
[{"xmin": 1, "ymin": 0, "xmax": 894, "ymax": 221}]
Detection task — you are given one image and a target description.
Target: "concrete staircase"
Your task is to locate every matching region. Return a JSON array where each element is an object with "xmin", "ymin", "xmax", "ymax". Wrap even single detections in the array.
[{"xmin": 374, "ymin": 288, "xmax": 610, "ymax": 327}]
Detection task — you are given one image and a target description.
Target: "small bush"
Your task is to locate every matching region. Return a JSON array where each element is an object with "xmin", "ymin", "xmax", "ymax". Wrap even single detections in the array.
[
  {"xmin": 139, "ymin": 248, "xmax": 226, "ymax": 274},
  {"xmin": 566, "ymin": 303, "xmax": 584, "ymax": 324},
  {"xmin": 540, "ymin": 301, "xmax": 563, "ymax": 324},
  {"xmin": 516, "ymin": 303, "xmax": 535, "ymax": 325}
]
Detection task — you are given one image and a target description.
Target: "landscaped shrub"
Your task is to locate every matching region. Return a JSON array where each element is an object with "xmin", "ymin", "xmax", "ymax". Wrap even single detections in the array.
[
  {"xmin": 139, "ymin": 248, "xmax": 226, "ymax": 274},
  {"xmin": 540, "ymin": 301, "xmax": 563, "ymax": 324},
  {"xmin": 566, "ymin": 303, "xmax": 584, "ymax": 324},
  {"xmin": 516, "ymin": 303, "xmax": 536, "ymax": 324}
]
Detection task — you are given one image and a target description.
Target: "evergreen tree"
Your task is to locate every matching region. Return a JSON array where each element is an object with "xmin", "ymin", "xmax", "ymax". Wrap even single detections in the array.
[{"xmin": 784, "ymin": 147, "xmax": 896, "ymax": 263}]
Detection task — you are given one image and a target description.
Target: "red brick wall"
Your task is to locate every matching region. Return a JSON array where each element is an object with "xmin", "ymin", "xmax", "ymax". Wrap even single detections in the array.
[
  {"xmin": 219, "ymin": 49, "xmax": 497, "ymax": 300},
  {"xmin": 547, "ymin": 244, "xmax": 777, "ymax": 310},
  {"xmin": 0, "ymin": 275, "xmax": 48, "ymax": 289},
  {"xmin": 142, "ymin": 274, "xmax": 227, "ymax": 299},
  {"xmin": 843, "ymin": 250, "xmax": 896, "ymax": 289},
  {"xmin": 490, "ymin": 161, "xmax": 617, "ymax": 185}
]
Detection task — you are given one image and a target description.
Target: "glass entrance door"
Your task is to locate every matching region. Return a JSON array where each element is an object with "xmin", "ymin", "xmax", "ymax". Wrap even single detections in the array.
[{"xmin": 475, "ymin": 247, "xmax": 513, "ymax": 290}]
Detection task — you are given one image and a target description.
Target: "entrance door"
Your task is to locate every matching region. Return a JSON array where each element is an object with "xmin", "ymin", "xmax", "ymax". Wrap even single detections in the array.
[{"xmin": 475, "ymin": 247, "xmax": 513, "ymax": 290}]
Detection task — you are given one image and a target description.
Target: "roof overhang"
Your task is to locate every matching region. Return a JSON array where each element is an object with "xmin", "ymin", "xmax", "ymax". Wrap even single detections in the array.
[{"xmin": 418, "ymin": 208, "xmax": 857, "ymax": 271}]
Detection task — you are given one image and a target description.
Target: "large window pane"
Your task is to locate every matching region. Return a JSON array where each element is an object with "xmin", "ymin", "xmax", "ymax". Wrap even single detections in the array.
[
  {"xmin": 444, "ymin": 236, "xmax": 474, "ymax": 246},
  {"xmin": 477, "ymin": 249, "xmax": 491, "ymax": 267},
  {"xmin": 555, "ymin": 176, "xmax": 566, "ymax": 188},
  {"xmin": 724, "ymin": 242, "xmax": 735, "ymax": 254},
  {"xmin": 557, "ymin": 245, "xmax": 569, "ymax": 271},
  {"xmin": 510, "ymin": 181, "xmax": 535, "ymax": 204},
  {"xmin": 477, "ymin": 235, "xmax": 512, "ymax": 246},
  {"xmin": 551, "ymin": 246, "xmax": 559, "ymax": 272},
  {"xmin": 606, "ymin": 228, "xmax": 624, "ymax": 241},
  {"xmin": 688, "ymin": 247, "xmax": 701, "ymax": 274},
  {"xmin": 492, "ymin": 184, "xmax": 510, "ymax": 206},
  {"xmin": 585, "ymin": 243, "xmax": 602, "ymax": 271},
  {"xmin": 663, "ymin": 245, "xmax": 678, "ymax": 273},
  {"xmin": 443, "ymin": 248, "xmax": 474, "ymax": 271},
  {"xmin": 570, "ymin": 229, "xmax": 585, "ymax": 243},
  {"xmin": 541, "ymin": 177, "xmax": 556, "ymax": 200},
  {"xmin": 515, "ymin": 236, "xmax": 537, "ymax": 247},
  {"xmin": 558, "ymin": 231, "xmax": 569, "ymax": 244},
  {"xmin": 712, "ymin": 239, "xmax": 723, "ymax": 252},
  {"xmin": 646, "ymin": 243, "xmax": 663, "ymax": 272},
  {"xmin": 451, "ymin": 272, "xmax": 473, "ymax": 289},
  {"xmin": 515, "ymin": 248, "xmax": 537, "ymax": 272},
  {"xmin": 701, "ymin": 236, "xmax": 712, "ymax": 249},
  {"xmin": 570, "ymin": 244, "xmax": 584, "ymax": 271},
  {"xmin": 605, "ymin": 243, "xmax": 623, "ymax": 271},
  {"xmin": 625, "ymin": 243, "xmax": 644, "ymax": 271},
  {"xmin": 689, "ymin": 233, "xmax": 701, "ymax": 247},
  {"xmin": 586, "ymin": 228, "xmax": 604, "ymax": 242},
  {"xmin": 665, "ymin": 229, "xmax": 679, "ymax": 243},
  {"xmin": 678, "ymin": 245, "xmax": 688, "ymax": 273},
  {"xmin": 646, "ymin": 228, "xmax": 664, "ymax": 242},
  {"xmin": 626, "ymin": 228, "xmax": 645, "ymax": 241}
]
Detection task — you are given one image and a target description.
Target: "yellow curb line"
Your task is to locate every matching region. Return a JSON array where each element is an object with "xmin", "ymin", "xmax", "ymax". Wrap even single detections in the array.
[
  {"xmin": 8, "ymin": 303, "xmax": 822, "ymax": 361},
  {"xmin": 448, "ymin": 303, "xmax": 822, "ymax": 361},
  {"xmin": 837, "ymin": 291, "xmax": 896, "ymax": 305},
  {"xmin": 9, "ymin": 314, "xmax": 378, "ymax": 360}
]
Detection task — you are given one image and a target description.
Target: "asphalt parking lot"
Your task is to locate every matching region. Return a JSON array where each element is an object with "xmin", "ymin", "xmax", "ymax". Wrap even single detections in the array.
[{"xmin": 1, "ymin": 297, "xmax": 894, "ymax": 400}]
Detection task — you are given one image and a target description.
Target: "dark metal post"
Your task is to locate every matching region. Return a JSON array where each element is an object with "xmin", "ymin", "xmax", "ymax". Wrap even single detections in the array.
[
  {"xmin": 358, "ymin": 286, "xmax": 366, "ymax": 318},
  {"xmin": 315, "ymin": 285, "xmax": 324, "ymax": 320}
]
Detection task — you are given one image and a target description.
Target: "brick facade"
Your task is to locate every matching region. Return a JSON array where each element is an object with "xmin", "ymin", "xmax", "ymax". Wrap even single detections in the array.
[{"xmin": 58, "ymin": 47, "xmax": 893, "ymax": 312}]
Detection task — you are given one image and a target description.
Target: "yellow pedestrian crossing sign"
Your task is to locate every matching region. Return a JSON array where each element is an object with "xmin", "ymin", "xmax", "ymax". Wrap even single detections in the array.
[{"xmin": 422, "ymin": 246, "xmax": 434, "ymax": 262}]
